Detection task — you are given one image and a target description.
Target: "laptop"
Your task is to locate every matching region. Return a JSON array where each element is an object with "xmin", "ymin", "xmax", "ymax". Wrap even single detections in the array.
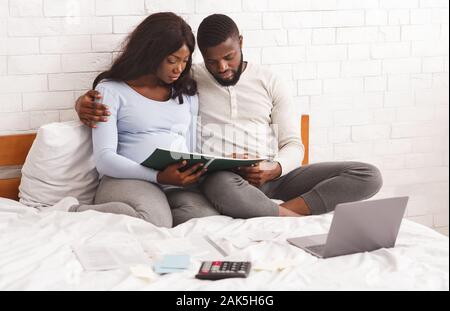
[{"xmin": 286, "ymin": 196, "xmax": 409, "ymax": 258}]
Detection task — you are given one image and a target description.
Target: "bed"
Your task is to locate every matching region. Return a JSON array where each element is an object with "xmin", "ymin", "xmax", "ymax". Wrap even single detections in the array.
[
  {"xmin": 0, "ymin": 200, "xmax": 448, "ymax": 290},
  {"xmin": 0, "ymin": 115, "xmax": 448, "ymax": 291}
]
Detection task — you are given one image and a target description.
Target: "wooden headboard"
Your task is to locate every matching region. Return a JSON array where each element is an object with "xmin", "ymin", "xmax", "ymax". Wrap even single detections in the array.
[
  {"xmin": 300, "ymin": 114, "xmax": 309, "ymax": 166},
  {"xmin": 0, "ymin": 133, "xmax": 37, "ymax": 200},
  {"xmin": 0, "ymin": 115, "xmax": 310, "ymax": 201}
]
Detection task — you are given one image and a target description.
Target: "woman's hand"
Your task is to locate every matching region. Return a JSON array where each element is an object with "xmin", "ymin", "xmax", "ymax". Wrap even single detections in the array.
[{"xmin": 157, "ymin": 161, "xmax": 206, "ymax": 186}]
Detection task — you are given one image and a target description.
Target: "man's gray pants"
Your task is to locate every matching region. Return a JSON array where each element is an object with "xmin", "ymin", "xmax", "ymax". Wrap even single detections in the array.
[{"xmin": 167, "ymin": 161, "xmax": 383, "ymax": 226}]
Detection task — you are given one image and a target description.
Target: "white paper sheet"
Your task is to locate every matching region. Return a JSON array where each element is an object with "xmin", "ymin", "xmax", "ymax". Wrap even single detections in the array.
[
  {"xmin": 142, "ymin": 235, "xmax": 227, "ymax": 261},
  {"xmin": 72, "ymin": 240, "xmax": 150, "ymax": 271}
]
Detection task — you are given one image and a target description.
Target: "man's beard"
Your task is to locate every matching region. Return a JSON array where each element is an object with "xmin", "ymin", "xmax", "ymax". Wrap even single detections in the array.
[{"xmin": 212, "ymin": 50, "xmax": 244, "ymax": 87}]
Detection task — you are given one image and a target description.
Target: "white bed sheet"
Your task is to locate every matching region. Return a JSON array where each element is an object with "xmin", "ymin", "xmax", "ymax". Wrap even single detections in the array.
[{"xmin": 0, "ymin": 199, "xmax": 448, "ymax": 291}]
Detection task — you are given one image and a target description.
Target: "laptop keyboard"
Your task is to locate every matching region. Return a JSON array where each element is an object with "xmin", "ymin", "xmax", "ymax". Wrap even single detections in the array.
[{"xmin": 306, "ymin": 244, "xmax": 326, "ymax": 254}]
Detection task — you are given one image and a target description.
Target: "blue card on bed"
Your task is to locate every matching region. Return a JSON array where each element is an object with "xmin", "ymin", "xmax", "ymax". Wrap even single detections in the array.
[{"xmin": 153, "ymin": 254, "xmax": 190, "ymax": 274}]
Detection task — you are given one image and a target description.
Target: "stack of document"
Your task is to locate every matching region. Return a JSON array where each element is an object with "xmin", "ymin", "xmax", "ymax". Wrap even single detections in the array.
[{"xmin": 72, "ymin": 241, "xmax": 150, "ymax": 271}]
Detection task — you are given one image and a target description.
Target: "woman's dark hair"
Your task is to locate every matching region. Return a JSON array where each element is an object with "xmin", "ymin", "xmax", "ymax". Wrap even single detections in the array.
[
  {"xmin": 197, "ymin": 14, "xmax": 240, "ymax": 55},
  {"xmin": 93, "ymin": 12, "xmax": 197, "ymax": 104}
]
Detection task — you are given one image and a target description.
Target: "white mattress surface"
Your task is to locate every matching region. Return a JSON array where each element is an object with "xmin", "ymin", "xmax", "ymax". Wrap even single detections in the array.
[{"xmin": 0, "ymin": 199, "xmax": 448, "ymax": 291}]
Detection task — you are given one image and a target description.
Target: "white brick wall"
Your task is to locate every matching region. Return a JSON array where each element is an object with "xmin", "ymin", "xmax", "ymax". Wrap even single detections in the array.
[
  {"xmin": 8, "ymin": 55, "xmax": 61, "ymax": 74},
  {"xmin": 95, "ymin": 0, "xmax": 145, "ymax": 16},
  {"xmin": 40, "ymin": 36, "xmax": 91, "ymax": 54},
  {"xmin": 9, "ymin": 0, "xmax": 42, "ymax": 17},
  {"xmin": 0, "ymin": 55, "xmax": 5, "ymax": 75},
  {"xmin": 0, "ymin": 0, "xmax": 448, "ymax": 234},
  {"xmin": 43, "ymin": 0, "xmax": 95, "ymax": 17},
  {"xmin": 61, "ymin": 53, "xmax": 112, "ymax": 72}
]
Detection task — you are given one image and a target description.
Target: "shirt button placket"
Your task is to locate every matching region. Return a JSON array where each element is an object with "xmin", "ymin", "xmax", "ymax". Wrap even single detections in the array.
[{"xmin": 228, "ymin": 86, "xmax": 237, "ymax": 119}]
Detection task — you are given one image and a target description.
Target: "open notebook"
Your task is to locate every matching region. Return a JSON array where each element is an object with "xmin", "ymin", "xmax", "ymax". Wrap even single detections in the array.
[{"xmin": 141, "ymin": 148, "xmax": 266, "ymax": 172}]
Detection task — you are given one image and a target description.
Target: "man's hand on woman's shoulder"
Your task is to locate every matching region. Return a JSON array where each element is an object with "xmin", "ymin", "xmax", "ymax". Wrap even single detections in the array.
[{"xmin": 75, "ymin": 90, "xmax": 111, "ymax": 128}]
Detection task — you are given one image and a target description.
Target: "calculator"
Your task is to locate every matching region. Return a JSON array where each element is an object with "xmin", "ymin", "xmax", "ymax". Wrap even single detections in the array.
[{"xmin": 195, "ymin": 261, "xmax": 251, "ymax": 280}]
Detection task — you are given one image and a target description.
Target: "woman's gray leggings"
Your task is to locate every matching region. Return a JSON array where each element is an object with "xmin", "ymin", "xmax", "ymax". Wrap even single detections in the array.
[{"xmin": 70, "ymin": 176, "xmax": 173, "ymax": 228}]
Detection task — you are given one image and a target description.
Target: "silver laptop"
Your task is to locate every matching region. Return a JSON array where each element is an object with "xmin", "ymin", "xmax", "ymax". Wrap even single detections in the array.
[{"xmin": 287, "ymin": 197, "xmax": 409, "ymax": 258}]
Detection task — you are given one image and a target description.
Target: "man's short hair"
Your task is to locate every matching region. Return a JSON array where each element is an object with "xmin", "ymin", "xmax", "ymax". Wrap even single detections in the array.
[{"xmin": 197, "ymin": 14, "xmax": 240, "ymax": 54}]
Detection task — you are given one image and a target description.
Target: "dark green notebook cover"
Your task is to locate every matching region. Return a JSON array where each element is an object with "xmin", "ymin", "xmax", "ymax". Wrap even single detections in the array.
[{"xmin": 141, "ymin": 148, "xmax": 265, "ymax": 172}]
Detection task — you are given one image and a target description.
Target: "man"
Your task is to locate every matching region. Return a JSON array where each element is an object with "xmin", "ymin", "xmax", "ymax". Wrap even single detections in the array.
[{"xmin": 76, "ymin": 14, "xmax": 382, "ymax": 225}]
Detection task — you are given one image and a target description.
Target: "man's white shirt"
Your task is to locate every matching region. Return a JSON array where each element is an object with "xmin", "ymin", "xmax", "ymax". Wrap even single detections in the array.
[{"xmin": 192, "ymin": 62, "xmax": 304, "ymax": 177}]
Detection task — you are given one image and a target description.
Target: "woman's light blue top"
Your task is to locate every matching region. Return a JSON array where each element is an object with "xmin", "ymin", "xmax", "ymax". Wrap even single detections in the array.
[{"xmin": 92, "ymin": 80, "xmax": 198, "ymax": 184}]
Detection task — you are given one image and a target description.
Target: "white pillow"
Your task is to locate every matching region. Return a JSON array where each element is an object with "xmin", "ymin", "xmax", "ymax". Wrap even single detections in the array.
[
  {"xmin": 19, "ymin": 121, "xmax": 99, "ymax": 208},
  {"xmin": 0, "ymin": 197, "xmax": 26, "ymax": 208}
]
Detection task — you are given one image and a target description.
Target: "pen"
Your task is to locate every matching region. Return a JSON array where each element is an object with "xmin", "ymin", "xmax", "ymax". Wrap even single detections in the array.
[
  {"xmin": 203, "ymin": 158, "xmax": 214, "ymax": 170},
  {"xmin": 204, "ymin": 235, "xmax": 228, "ymax": 257}
]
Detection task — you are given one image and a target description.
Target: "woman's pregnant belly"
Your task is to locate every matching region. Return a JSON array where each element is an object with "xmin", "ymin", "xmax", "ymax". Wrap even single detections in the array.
[{"xmin": 117, "ymin": 131, "xmax": 189, "ymax": 164}]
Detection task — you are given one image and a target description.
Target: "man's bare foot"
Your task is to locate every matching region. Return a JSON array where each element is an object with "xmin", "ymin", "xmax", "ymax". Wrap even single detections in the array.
[
  {"xmin": 278, "ymin": 205, "xmax": 302, "ymax": 217},
  {"xmin": 280, "ymin": 197, "xmax": 311, "ymax": 216}
]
